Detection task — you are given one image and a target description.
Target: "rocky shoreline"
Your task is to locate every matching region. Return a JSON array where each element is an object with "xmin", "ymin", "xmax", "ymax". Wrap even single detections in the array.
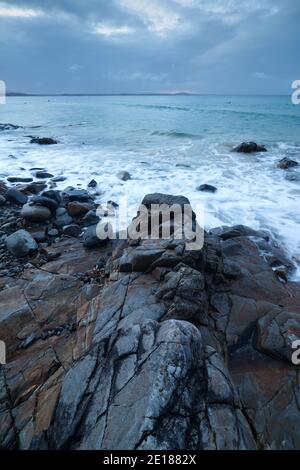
[{"xmin": 0, "ymin": 171, "xmax": 300, "ymax": 450}]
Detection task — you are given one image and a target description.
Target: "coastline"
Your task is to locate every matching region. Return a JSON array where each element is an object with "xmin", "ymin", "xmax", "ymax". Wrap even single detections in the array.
[{"xmin": 1, "ymin": 173, "xmax": 300, "ymax": 449}]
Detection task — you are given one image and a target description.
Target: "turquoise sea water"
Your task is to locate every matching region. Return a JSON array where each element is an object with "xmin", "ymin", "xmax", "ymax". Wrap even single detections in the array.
[{"xmin": 0, "ymin": 95, "xmax": 300, "ymax": 275}]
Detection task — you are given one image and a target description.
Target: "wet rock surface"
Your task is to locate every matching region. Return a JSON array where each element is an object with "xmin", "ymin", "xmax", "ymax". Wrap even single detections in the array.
[
  {"xmin": 233, "ymin": 142, "xmax": 267, "ymax": 153},
  {"xmin": 0, "ymin": 191, "xmax": 300, "ymax": 450}
]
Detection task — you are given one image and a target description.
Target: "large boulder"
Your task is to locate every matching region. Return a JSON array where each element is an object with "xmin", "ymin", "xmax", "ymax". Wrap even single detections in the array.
[
  {"xmin": 6, "ymin": 229, "xmax": 38, "ymax": 257},
  {"xmin": 21, "ymin": 204, "xmax": 51, "ymax": 222}
]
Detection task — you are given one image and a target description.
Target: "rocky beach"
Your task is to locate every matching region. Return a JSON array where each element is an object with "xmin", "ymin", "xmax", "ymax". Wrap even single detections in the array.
[{"xmin": 1, "ymin": 151, "xmax": 300, "ymax": 450}]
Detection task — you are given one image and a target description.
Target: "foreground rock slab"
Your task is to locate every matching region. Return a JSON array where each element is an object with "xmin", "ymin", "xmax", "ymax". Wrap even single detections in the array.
[{"xmin": 0, "ymin": 194, "xmax": 300, "ymax": 450}]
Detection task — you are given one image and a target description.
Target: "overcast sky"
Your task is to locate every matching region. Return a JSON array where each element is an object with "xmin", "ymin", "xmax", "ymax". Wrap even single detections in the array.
[{"xmin": 0, "ymin": 0, "xmax": 299, "ymax": 94}]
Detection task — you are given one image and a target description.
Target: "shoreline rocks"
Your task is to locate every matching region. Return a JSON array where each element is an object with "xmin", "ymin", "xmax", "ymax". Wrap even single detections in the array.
[
  {"xmin": 233, "ymin": 142, "xmax": 267, "ymax": 153},
  {"xmin": 278, "ymin": 157, "xmax": 299, "ymax": 170}
]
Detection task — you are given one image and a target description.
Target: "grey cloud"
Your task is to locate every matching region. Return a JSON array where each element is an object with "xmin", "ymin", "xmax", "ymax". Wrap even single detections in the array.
[{"xmin": 0, "ymin": 0, "xmax": 299, "ymax": 94}]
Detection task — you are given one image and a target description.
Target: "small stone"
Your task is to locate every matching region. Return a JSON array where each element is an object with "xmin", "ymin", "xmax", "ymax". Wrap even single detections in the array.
[
  {"xmin": 48, "ymin": 228, "xmax": 59, "ymax": 237},
  {"xmin": 22, "ymin": 182, "xmax": 47, "ymax": 194},
  {"xmin": 7, "ymin": 177, "xmax": 33, "ymax": 183},
  {"xmin": 88, "ymin": 179, "xmax": 97, "ymax": 188},
  {"xmin": 5, "ymin": 188, "xmax": 28, "ymax": 205},
  {"xmin": 30, "ymin": 137, "xmax": 58, "ymax": 145},
  {"xmin": 31, "ymin": 196, "xmax": 59, "ymax": 212},
  {"xmin": 117, "ymin": 171, "xmax": 131, "ymax": 181},
  {"xmin": 67, "ymin": 201, "xmax": 92, "ymax": 217},
  {"xmin": 34, "ymin": 171, "xmax": 54, "ymax": 179},
  {"xmin": 6, "ymin": 229, "xmax": 38, "ymax": 258},
  {"xmin": 51, "ymin": 176, "xmax": 67, "ymax": 183},
  {"xmin": 197, "ymin": 184, "xmax": 217, "ymax": 193},
  {"xmin": 62, "ymin": 187, "xmax": 91, "ymax": 202},
  {"xmin": 54, "ymin": 208, "xmax": 73, "ymax": 227}
]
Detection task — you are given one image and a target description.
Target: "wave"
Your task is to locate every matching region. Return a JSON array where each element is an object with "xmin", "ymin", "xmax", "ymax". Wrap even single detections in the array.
[
  {"xmin": 125, "ymin": 104, "xmax": 190, "ymax": 112},
  {"xmin": 151, "ymin": 130, "xmax": 201, "ymax": 139}
]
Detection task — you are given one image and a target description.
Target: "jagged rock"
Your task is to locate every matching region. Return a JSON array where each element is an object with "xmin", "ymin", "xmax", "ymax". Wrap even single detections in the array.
[
  {"xmin": 5, "ymin": 188, "xmax": 28, "ymax": 205},
  {"xmin": 21, "ymin": 204, "xmax": 51, "ymax": 222},
  {"xmin": 117, "ymin": 171, "xmax": 131, "ymax": 181},
  {"xmin": 233, "ymin": 142, "xmax": 267, "ymax": 153},
  {"xmin": 87, "ymin": 179, "xmax": 97, "ymax": 188},
  {"xmin": 256, "ymin": 310, "xmax": 300, "ymax": 364},
  {"xmin": 0, "ymin": 195, "xmax": 300, "ymax": 451},
  {"xmin": 30, "ymin": 137, "xmax": 58, "ymax": 145},
  {"xmin": 6, "ymin": 230, "xmax": 38, "ymax": 258},
  {"xmin": 277, "ymin": 157, "xmax": 299, "ymax": 170}
]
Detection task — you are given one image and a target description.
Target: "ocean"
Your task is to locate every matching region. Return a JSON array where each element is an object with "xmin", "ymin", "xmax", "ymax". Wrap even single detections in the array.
[{"xmin": 1, "ymin": 94, "xmax": 300, "ymax": 277}]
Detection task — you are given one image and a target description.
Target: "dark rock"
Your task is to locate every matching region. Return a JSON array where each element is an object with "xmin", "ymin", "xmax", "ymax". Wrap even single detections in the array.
[
  {"xmin": 0, "ymin": 195, "xmax": 6, "ymax": 206},
  {"xmin": 21, "ymin": 204, "xmax": 51, "ymax": 222},
  {"xmin": 107, "ymin": 200, "xmax": 119, "ymax": 208},
  {"xmin": 5, "ymin": 188, "xmax": 28, "ymax": 205},
  {"xmin": 62, "ymin": 224, "xmax": 82, "ymax": 238},
  {"xmin": 42, "ymin": 190, "xmax": 62, "ymax": 204},
  {"xmin": 83, "ymin": 224, "xmax": 108, "ymax": 248},
  {"xmin": 34, "ymin": 171, "xmax": 54, "ymax": 179},
  {"xmin": 54, "ymin": 208, "xmax": 73, "ymax": 228},
  {"xmin": 6, "ymin": 229, "xmax": 38, "ymax": 257},
  {"xmin": 87, "ymin": 179, "xmax": 97, "ymax": 188},
  {"xmin": 277, "ymin": 157, "xmax": 299, "ymax": 170},
  {"xmin": 7, "ymin": 177, "xmax": 33, "ymax": 183},
  {"xmin": 30, "ymin": 137, "xmax": 58, "ymax": 145},
  {"xmin": 117, "ymin": 171, "xmax": 131, "ymax": 181},
  {"xmin": 67, "ymin": 201, "xmax": 92, "ymax": 217},
  {"xmin": 51, "ymin": 176, "xmax": 67, "ymax": 183},
  {"xmin": 62, "ymin": 187, "xmax": 91, "ymax": 202},
  {"xmin": 82, "ymin": 210, "xmax": 100, "ymax": 226},
  {"xmin": 233, "ymin": 142, "xmax": 267, "ymax": 153},
  {"xmin": 31, "ymin": 196, "xmax": 59, "ymax": 212},
  {"xmin": 197, "ymin": 184, "xmax": 217, "ymax": 193},
  {"xmin": 142, "ymin": 193, "xmax": 191, "ymax": 209},
  {"xmin": 22, "ymin": 182, "xmax": 47, "ymax": 195}
]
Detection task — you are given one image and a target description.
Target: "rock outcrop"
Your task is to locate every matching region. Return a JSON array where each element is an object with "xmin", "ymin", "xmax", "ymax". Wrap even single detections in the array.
[{"xmin": 0, "ymin": 194, "xmax": 300, "ymax": 450}]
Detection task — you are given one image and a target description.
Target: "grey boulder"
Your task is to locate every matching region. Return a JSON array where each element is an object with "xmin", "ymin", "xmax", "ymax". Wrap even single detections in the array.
[{"xmin": 6, "ymin": 230, "xmax": 38, "ymax": 258}]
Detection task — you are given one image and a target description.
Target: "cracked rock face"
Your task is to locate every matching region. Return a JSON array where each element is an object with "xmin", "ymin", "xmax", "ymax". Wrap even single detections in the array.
[{"xmin": 0, "ymin": 195, "xmax": 300, "ymax": 450}]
